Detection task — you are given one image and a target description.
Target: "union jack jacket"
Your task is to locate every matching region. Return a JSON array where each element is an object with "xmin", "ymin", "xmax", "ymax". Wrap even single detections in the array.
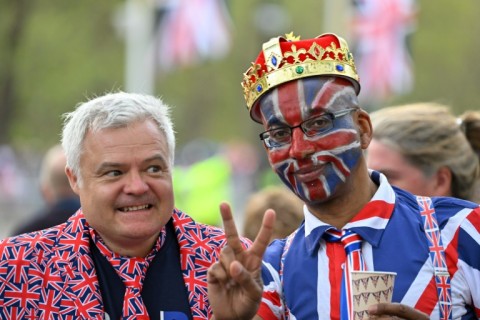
[{"xmin": 0, "ymin": 209, "xmax": 243, "ymax": 319}]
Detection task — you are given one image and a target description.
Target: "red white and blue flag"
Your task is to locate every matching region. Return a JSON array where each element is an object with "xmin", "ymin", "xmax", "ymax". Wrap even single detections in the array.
[
  {"xmin": 350, "ymin": 0, "xmax": 418, "ymax": 106},
  {"xmin": 154, "ymin": 0, "xmax": 232, "ymax": 72}
]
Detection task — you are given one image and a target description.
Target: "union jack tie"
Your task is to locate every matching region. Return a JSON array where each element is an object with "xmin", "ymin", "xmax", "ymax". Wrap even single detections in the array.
[
  {"xmin": 324, "ymin": 228, "xmax": 366, "ymax": 320},
  {"xmin": 90, "ymin": 228, "xmax": 166, "ymax": 319}
]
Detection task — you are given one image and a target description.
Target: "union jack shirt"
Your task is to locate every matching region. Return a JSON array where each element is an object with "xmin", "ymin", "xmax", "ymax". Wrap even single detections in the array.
[
  {"xmin": 0, "ymin": 209, "xmax": 246, "ymax": 319},
  {"xmin": 258, "ymin": 171, "xmax": 480, "ymax": 319}
]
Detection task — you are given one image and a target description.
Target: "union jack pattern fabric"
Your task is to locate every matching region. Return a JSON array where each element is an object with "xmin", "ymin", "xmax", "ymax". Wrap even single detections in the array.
[
  {"xmin": 350, "ymin": 0, "xmax": 418, "ymax": 106},
  {"xmin": 154, "ymin": 0, "xmax": 232, "ymax": 72},
  {"xmin": 0, "ymin": 208, "xmax": 249, "ymax": 319},
  {"xmin": 416, "ymin": 195, "xmax": 452, "ymax": 320},
  {"xmin": 323, "ymin": 229, "xmax": 367, "ymax": 320},
  {"xmin": 258, "ymin": 171, "xmax": 480, "ymax": 320},
  {"xmin": 90, "ymin": 228, "xmax": 166, "ymax": 319}
]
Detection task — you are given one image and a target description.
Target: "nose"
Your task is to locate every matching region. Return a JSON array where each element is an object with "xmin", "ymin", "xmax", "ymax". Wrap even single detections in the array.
[
  {"xmin": 289, "ymin": 127, "xmax": 315, "ymax": 159},
  {"xmin": 124, "ymin": 171, "xmax": 149, "ymax": 195}
]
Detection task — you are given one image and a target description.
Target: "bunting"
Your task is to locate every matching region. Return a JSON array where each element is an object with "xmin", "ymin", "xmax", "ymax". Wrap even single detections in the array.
[
  {"xmin": 154, "ymin": 0, "xmax": 232, "ymax": 72},
  {"xmin": 350, "ymin": 0, "xmax": 418, "ymax": 107}
]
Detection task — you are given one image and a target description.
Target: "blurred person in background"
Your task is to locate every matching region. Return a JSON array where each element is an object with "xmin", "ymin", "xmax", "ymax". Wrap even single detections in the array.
[
  {"xmin": 173, "ymin": 139, "xmax": 260, "ymax": 227},
  {"xmin": 173, "ymin": 139, "xmax": 231, "ymax": 227},
  {"xmin": 243, "ymin": 185, "xmax": 304, "ymax": 242},
  {"xmin": 0, "ymin": 145, "xmax": 27, "ymax": 201},
  {"xmin": 0, "ymin": 91, "xmax": 259, "ymax": 319},
  {"xmin": 465, "ymin": 110, "xmax": 480, "ymax": 202},
  {"xmin": 367, "ymin": 103, "xmax": 480, "ymax": 203},
  {"xmin": 11, "ymin": 144, "xmax": 80, "ymax": 235}
]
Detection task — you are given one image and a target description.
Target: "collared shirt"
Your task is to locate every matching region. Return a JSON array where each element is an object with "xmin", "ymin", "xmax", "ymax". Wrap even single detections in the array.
[{"xmin": 258, "ymin": 171, "xmax": 480, "ymax": 320}]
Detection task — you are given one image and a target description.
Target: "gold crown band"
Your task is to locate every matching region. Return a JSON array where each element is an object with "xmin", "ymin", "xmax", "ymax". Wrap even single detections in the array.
[{"xmin": 243, "ymin": 60, "xmax": 359, "ymax": 110}]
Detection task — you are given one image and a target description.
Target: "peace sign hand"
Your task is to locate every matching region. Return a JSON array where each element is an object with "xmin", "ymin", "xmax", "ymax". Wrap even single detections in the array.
[{"xmin": 207, "ymin": 202, "xmax": 275, "ymax": 320}]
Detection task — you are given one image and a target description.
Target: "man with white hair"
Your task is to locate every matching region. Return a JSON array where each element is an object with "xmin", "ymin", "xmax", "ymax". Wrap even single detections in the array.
[{"xmin": 0, "ymin": 92, "xmax": 253, "ymax": 319}]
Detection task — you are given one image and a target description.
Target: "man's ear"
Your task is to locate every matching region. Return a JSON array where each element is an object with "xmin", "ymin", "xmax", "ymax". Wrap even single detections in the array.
[
  {"xmin": 65, "ymin": 167, "xmax": 80, "ymax": 195},
  {"xmin": 356, "ymin": 109, "xmax": 373, "ymax": 149}
]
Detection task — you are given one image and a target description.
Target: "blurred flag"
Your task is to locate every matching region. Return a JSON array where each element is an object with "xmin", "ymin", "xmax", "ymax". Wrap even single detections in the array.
[
  {"xmin": 0, "ymin": 145, "xmax": 27, "ymax": 201},
  {"xmin": 154, "ymin": 0, "xmax": 232, "ymax": 72},
  {"xmin": 350, "ymin": 0, "xmax": 418, "ymax": 107}
]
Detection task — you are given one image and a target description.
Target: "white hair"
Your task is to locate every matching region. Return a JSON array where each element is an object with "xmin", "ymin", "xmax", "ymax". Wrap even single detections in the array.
[{"xmin": 61, "ymin": 91, "xmax": 176, "ymax": 182}]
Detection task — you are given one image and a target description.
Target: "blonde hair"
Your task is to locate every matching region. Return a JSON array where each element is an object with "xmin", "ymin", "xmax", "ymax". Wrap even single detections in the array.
[
  {"xmin": 370, "ymin": 102, "xmax": 480, "ymax": 201},
  {"xmin": 243, "ymin": 186, "xmax": 304, "ymax": 241},
  {"xmin": 460, "ymin": 111, "xmax": 480, "ymax": 202}
]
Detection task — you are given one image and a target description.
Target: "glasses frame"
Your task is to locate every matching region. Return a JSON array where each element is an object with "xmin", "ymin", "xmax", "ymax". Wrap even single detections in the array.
[{"xmin": 259, "ymin": 107, "xmax": 358, "ymax": 148}]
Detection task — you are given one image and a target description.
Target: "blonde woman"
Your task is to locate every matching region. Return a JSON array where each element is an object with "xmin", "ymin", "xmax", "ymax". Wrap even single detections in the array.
[{"xmin": 367, "ymin": 103, "xmax": 480, "ymax": 203}]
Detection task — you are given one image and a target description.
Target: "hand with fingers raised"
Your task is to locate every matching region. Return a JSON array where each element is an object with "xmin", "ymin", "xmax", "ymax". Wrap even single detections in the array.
[{"xmin": 207, "ymin": 202, "xmax": 275, "ymax": 320}]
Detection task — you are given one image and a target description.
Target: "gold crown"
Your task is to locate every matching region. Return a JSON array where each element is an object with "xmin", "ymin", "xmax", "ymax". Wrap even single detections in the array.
[{"xmin": 241, "ymin": 33, "xmax": 360, "ymax": 122}]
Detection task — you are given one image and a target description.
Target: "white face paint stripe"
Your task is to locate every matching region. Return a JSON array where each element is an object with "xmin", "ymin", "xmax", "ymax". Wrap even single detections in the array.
[
  {"xmin": 319, "ymin": 175, "xmax": 331, "ymax": 197},
  {"xmin": 297, "ymin": 79, "xmax": 309, "ymax": 119},
  {"xmin": 271, "ymin": 88, "xmax": 283, "ymax": 123},
  {"xmin": 311, "ymin": 78, "xmax": 335, "ymax": 109},
  {"xmin": 313, "ymin": 83, "xmax": 357, "ymax": 112},
  {"xmin": 313, "ymin": 140, "xmax": 360, "ymax": 175}
]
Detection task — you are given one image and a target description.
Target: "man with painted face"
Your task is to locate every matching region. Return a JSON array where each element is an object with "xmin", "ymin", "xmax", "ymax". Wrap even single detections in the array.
[{"xmin": 207, "ymin": 33, "xmax": 480, "ymax": 319}]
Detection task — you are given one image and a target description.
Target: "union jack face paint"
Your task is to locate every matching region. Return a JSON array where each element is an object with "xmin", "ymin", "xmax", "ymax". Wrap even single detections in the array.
[{"xmin": 257, "ymin": 77, "xmax": 362, "ymax": 204}]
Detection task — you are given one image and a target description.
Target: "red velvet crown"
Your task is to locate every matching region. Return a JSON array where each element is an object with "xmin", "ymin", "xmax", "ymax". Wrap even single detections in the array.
[{"xmin": 242, "ymin": 33, "xmax": 361, "ymax": 122}]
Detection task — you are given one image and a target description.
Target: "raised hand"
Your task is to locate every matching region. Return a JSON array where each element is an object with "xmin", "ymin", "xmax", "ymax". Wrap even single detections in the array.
[{"xmin": 207, "ymin": 202, "xmax": 275, "ymax": 320}]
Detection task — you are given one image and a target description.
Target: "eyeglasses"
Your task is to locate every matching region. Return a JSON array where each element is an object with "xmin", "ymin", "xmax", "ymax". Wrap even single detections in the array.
[{"xmin": 259, "ymin": 108, "xmax": 358, "ymax": 148}]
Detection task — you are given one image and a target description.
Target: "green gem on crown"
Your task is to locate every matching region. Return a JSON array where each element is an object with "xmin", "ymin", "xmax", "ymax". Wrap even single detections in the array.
[{"xmin": 295, "ymin": 66, "xmax": 304, "ymax": 74}]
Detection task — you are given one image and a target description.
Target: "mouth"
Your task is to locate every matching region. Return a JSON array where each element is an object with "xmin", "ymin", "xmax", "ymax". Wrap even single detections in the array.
[
  {"xmin": 118, "ymin": 204, "xmax": 153, "ymax": 212},
  {"xmin": 293, "ymin": 165, "xmax": 325, "ymax": 183}
]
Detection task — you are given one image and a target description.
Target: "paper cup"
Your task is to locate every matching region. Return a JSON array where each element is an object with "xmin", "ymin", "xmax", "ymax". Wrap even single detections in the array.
[{"xmin": 350, "ymin": 271, "xmax": 396, "ymax": 320}]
